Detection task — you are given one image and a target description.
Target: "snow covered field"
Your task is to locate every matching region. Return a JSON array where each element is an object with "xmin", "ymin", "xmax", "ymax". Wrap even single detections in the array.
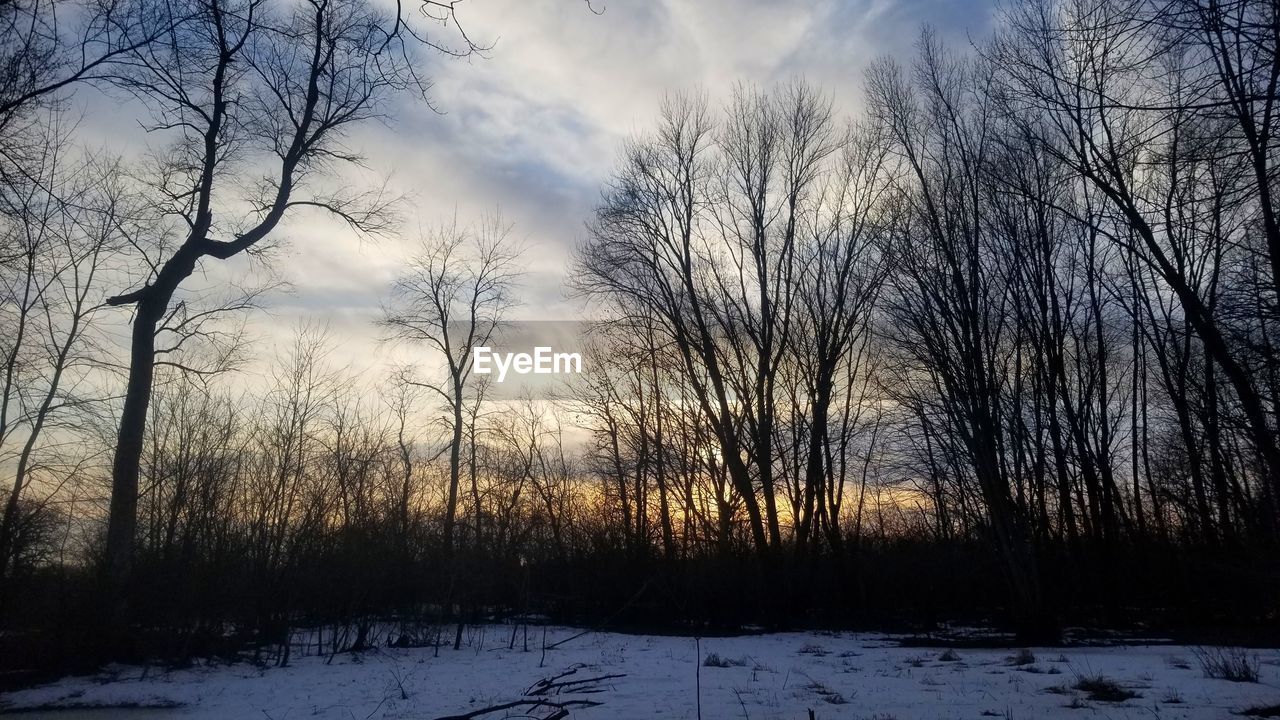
[{"xmin": 2, "ymin": 627, "xmax": 1277, "ymax": 719}]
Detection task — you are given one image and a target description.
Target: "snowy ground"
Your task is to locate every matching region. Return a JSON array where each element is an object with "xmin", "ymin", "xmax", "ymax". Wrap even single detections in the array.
[{"xmin": 3, "ymin": 627, "xmax": 1278, "ymax": 719}]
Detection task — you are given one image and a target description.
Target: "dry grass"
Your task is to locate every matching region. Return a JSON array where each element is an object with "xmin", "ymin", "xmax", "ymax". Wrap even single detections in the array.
[
  {"xmin": 1072, "ymin": 675, "xmax": 1139, "ymax": 702},
  {"xmin": 1193, "ymin": 646, "xmax": 1260, "ymax": 682}
]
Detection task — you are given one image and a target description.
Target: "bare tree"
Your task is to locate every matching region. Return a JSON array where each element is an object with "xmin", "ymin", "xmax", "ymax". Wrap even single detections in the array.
[
  {"xmin": 867, "ymin": 33, "xmax": 1056, "ymax": 640},
  {"xmin": 993, "ymin": 0, "xmax": 1280, "ymax": 530},
  {"xmin": 579, "ymin": 84, "xmax": 843, "ymax": 567},
  {"xmin": 99, "ymin": 0, "xmax": 477, "ymax": 582},
  {"xmin": 787, "ymin": 122, "xmax": 891, "ymax": 558},
  {"xmin": 0, "ymin": 123, "xmax": 131, "ymax": 583},
  {"xmin": 381, "ymin": 215, "xmax": 523, "ymax": 559}
]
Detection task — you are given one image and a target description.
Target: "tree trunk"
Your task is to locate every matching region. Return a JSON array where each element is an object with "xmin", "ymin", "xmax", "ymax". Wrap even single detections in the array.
[{"xmin": 104, "ymin": 293, "xmax": 166, "ymax": 582}]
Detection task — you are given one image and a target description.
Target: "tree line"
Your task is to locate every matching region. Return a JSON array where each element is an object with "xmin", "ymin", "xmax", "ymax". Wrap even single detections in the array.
[
  {"xmin": 573, "ymin": 0, "xmax": 1280, "ymax": 641},
  {"xmin": 2, "ymin": 0, "xmax": 1279, "ymax": 673}
]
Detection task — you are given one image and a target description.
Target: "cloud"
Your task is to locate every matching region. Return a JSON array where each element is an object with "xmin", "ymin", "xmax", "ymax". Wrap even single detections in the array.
[{"xmin": 78, "ymin": 0, "xmax": 998, "ymax": 374}]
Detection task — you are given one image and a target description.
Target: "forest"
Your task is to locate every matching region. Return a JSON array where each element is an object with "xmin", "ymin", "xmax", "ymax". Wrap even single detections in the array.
[{"xmin": 1, "ymin": 0, "xmax": 1278, "ymax": 688}]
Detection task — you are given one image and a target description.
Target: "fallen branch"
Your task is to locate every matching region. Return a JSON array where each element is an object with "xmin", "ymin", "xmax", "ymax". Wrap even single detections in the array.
[
  {"xmin": 429, "ymin": 698, "xmax": 601, "ymax": 720},
  {"xmin": 524, "ymin": 664, "xmax": 586, "ymax": 694},
  {"xmin": 432, "ymin": 665, "xmax": 625, "ymax": 719},
  {"xmin": 526, "ymin": 672, "xmax": 626, "ymax": 696}
]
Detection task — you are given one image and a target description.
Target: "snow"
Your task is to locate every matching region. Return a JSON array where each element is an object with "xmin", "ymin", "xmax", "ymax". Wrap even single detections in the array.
[{"xmin": 2, "ymin": 627, "xmax": 1277, "ymax": 719}]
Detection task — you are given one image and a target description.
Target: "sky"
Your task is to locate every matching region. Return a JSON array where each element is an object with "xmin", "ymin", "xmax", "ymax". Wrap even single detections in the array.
[{"xmin": 83, "ymin": 0, "xmax": 996, "ymax": 379}]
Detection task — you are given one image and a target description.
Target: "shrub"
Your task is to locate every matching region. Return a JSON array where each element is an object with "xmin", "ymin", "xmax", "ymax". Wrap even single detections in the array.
[
  {"xmin": 703, "ymin": 652, "xmax": 744, "ymax": 668},
  {"xmin": 938, "ymin": 648, "xmax": 961, "ymax": 662},
  {"xmin": 1073, "ymin": 675, "xmax": 1139, "ymax": 702},
  {"xmin": 1007, "ymin": 648, "xmax": 1035, "ymax": 666}
]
